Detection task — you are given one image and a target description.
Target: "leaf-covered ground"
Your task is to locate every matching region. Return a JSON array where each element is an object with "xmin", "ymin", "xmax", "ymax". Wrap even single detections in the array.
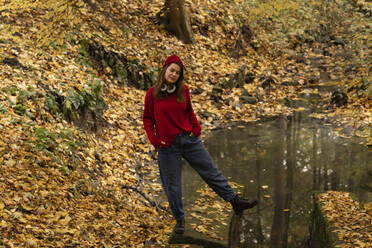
[
  {"xmin": 318, "ymin": 191, "xmax": 372, "ymax": 248},
  {"xmin": 0, "ymin": 0, "xmax": 371, "ymax": 247}
]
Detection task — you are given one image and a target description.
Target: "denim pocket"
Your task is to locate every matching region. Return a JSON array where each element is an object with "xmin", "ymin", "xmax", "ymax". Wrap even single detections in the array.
[
  {"xmin": 158, "ymin": 146, "xmax": 167, "ymax": 152},
  {"xmin": 188, "ymin": 134, "xmax": 200, "ymax": 143},
  {"xmin": 159, "ymin": 142, "xmax": 176, "ymax": 153}
]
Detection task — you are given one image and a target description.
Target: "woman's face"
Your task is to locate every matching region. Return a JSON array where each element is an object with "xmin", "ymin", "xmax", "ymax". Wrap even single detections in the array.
[{"xmin": 164, "ymin": 63, "xmax": 181, "ymax": 84}]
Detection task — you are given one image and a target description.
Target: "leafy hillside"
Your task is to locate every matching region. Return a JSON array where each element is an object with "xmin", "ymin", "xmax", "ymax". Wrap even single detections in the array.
[{"xmin": 0, "ymin": 0, "xmax": 371, "ymax": 247}]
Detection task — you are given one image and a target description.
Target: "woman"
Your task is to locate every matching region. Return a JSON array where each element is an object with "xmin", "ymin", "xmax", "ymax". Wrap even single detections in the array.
[{"xmin": 143, "ymin": 55, "xmax": 258, "ymax": 235}]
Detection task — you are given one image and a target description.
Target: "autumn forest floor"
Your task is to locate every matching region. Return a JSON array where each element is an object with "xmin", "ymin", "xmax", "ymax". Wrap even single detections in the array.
[{"xmin": 0, "ymin": 0, "xmax": 371, "ymax": 247}]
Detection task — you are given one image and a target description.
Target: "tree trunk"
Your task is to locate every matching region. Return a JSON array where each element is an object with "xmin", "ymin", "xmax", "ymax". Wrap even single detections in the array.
[
  {"xmin": 228, "ymin": 214, "xmax": 244, "ymax": 248},
  {"xmin": 284, "ymin": 116, "xmax": 294, "ymax": 248},
  {"xmin": 270, "ymin": 115, "xmax": 287, "ymax": 248},
  {"xmin": 160, "ymin": 0, "xmax": 194, "ymax": 44}
]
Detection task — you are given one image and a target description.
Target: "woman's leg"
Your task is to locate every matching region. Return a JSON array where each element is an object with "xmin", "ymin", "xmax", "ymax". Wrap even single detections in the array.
[
  {"xmin": 181, "ymin": 134, "xmax": 236, "ymax": 202},
  {"xmin": 158, "ymin": 138, "xmax": 184, "ymax": 222}
]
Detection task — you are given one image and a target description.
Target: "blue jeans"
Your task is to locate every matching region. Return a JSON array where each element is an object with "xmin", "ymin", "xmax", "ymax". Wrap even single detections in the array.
[{"xmin": 158, "ymin": 132, "xmax": 236, "ymax": 221}]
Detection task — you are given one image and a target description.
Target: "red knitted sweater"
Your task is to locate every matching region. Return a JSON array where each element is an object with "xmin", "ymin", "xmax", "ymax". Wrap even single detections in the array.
[{"xmin": 143, "ymin": 85, "xmax": 201, "ymax": 148}]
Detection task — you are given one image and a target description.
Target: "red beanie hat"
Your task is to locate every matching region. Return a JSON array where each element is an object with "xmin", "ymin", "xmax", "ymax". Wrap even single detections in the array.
[{"xmin": 163, "ymin": 55, "xmax": 183, "ymax": 68}]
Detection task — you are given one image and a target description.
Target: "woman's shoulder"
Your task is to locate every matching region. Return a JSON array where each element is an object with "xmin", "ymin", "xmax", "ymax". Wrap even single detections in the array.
[
  {"xmin": 145, "ymin": 87, "xmax": 155, "ymax": 100},
  {"xmin": 183, "ymin": 84, "xmax": 191, "ymax": 100},
  {"xmin": 146, "ymin": 87, "xmax": 155, "ymax": 94}
]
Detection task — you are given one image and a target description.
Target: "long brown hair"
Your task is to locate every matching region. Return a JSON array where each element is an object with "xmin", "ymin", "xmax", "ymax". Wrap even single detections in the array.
[{"xmin": 153, "ymin": 63, "xmax": 185, "ymax": 102}]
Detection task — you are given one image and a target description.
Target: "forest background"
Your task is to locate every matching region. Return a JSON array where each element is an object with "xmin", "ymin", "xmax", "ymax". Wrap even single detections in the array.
[{"xmin": 0, "ymin": 0, "xmax": 371, "ymax": 247}]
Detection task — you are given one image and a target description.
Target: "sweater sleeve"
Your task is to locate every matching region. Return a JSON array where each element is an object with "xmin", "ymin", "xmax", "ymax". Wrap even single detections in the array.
[
  {"xmin": 185, "ymin": 86, "xmax": 202, "ymax": 137},
  {"xmin": 143, "ymin": 88, "xmax": 161, "ymax": 148}
]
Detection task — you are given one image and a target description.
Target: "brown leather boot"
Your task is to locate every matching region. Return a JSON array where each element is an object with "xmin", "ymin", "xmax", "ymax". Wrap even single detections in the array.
[{"xmin": 230, "ymin": 195, "xmax": 258, "ymax": 215}]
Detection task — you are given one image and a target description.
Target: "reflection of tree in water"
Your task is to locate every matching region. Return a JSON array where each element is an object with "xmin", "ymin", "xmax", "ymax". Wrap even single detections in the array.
[{"xmin": 202, "ymin": 109, "xmax": 371, "ymax": 247}]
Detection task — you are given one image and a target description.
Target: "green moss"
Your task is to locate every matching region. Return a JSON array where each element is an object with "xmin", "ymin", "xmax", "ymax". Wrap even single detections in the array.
[
  {"xmin": 309, "ymin": 192, "xmax": 337, "ymax": 248},
  {"xmin": 78, "ymin": 40, "xmax": 155, "ymax": 89}
]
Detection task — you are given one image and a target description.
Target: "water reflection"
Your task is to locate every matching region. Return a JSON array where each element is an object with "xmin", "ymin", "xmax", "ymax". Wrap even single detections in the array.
[{"xmin": 182, "ymin": 108, "xmax": 371, "ymax": 247}]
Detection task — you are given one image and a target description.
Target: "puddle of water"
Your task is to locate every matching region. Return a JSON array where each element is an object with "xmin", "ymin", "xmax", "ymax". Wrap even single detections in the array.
[{"xmin": 181, "ymin": 95, "xmax": 371, "ymax": 247}]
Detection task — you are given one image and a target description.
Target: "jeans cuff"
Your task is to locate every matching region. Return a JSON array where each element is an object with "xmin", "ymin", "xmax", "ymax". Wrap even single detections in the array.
[{"xmin": 225, "ymin": 193, "xmax": 236, "ymax": 202}]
